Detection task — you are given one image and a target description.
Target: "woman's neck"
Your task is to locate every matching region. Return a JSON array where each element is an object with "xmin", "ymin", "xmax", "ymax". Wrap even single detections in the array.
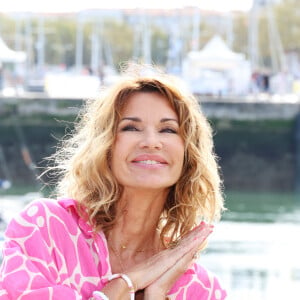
[{"xmin": 108, "ymin": 188, "xmax": 167, "ymax": 257}]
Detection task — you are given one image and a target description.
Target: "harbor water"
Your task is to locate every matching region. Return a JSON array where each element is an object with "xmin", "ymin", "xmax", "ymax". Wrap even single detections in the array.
[
  {"xmin": 202, "ymin": 192, "xmax": 300, "ymax": 299},
  {"xmin": 0, "ymin": 189, "xmax": 300, "ymax": 299}
]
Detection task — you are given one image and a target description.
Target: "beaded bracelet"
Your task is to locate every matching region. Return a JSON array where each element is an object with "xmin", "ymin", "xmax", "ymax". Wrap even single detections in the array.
[
  {"xmin": 103, "ymin": 273, "xmax": 135, "ymax": 300},
  {"xmin": 92, "ymin": 290, "xmax": 109, "ymax": 300}
]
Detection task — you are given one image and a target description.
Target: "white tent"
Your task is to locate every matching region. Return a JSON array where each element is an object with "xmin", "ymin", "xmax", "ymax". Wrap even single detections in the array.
[
  {"xmin": 184, "ymin": 35, "xmax": 245, "ymax": 70},
  {"xmin": 0, "ymin": 37, "xmax": 26, "ymax": 63},
  {"xmin": 182, "ymin": 35, "xmax": 251, "ymax": 95}
]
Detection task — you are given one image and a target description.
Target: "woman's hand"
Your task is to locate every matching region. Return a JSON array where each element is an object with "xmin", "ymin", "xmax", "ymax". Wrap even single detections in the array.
[
  {"xmin": 143, "ymin": 243, "xmax": 200, "ymax": 299},
  {"xmin": 127, "ymin": 222, "xmax": 213, "ymax": 297}
]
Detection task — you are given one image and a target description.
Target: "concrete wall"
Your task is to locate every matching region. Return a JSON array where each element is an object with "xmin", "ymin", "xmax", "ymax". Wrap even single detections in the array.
[{"xmin": 0, "ymin": 96, "xmax": 299, "ymax": 192}]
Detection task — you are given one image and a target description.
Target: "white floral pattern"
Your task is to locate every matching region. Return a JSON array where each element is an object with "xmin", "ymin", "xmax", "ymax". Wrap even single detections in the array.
[{"xmin": 0, "ymin": 198, "xmax": 227, "ymax": 299}]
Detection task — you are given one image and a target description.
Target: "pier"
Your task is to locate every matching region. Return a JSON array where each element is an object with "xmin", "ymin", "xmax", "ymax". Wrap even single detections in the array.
[
  {"xmin": 1, "ymin": 94, "xmax": 300, "ymax": 120},
  {"xmin": 0, "ymin": 94, "xmax": 300, "ymax": 193}
]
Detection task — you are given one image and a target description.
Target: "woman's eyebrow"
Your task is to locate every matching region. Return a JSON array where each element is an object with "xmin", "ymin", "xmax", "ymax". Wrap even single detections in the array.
[
  {"xmin": 120, "ymin": 117, "xmax": 141, "ymax": 122},
  {"xmin": 119, "ymin": 117, "xmax": 178, "ymax": 123},
  {"xmin": 160, "ymin": 118, "xmax": 179, "ymax": 124}
]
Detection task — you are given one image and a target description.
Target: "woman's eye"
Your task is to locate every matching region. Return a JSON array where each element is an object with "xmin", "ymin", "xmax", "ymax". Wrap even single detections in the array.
[
  {"xmin": 121, "ymin": 125, "xmax": 139, "ymax": 131},
  {"xmin": 160, "ymin": 127, "xmax": 177, "ymax": 134}
]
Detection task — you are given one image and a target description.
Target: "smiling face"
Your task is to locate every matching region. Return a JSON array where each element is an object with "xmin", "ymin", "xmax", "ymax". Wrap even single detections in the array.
[{"xmin": 111, "ymin": 92, "xmax": 185, "ymax": 192}]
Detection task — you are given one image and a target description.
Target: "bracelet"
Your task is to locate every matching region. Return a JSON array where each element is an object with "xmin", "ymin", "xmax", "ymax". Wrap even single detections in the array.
[
  {"xmin": 92, "ymin": 290, "xmax": 109, "ymax": 300},
  {"xmin": 104, "ymin": 273, "xmax": 135, "ymax": 300}
]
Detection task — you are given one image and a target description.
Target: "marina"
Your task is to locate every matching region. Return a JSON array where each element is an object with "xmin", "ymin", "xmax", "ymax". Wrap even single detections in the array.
[{"xmin": 1, "ymin": 1, "xmax": 300, "ymax": 299}]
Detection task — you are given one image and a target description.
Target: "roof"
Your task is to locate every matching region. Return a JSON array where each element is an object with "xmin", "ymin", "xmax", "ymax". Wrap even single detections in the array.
[
  {"xmin": 0, "ymin": 37, "xmax": 26, "ymax": 63},
  {"xmin": 184, "ymin": 35, "xmax": 246, "ymax": 70}
]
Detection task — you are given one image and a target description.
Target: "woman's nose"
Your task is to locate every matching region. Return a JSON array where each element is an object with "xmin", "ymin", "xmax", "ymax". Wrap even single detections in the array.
[{"xmin": 139, "ymin": 130, "xmax": 162, "ymax": 149}]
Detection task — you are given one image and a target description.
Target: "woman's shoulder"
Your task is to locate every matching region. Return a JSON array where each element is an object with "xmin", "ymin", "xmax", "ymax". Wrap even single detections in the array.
[
  {"xmin": 16, "ymin": 197, "xmax": 77, "ymax": 220},
  {"xmin": 168, "ymin": 262, "xmax": 227, "ymax": 299},
  {"xmin": 25, "ymin": 197, "xmax": 79, "ymax": 212},
  {"xmin": 5, "ymin": 197, "xmax": 81, "ymax": 236}
]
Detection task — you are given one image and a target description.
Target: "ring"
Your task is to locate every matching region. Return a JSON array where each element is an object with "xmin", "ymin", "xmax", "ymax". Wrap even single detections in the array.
[{"xmin": 169, "ymin": 240, "xmax": 179, "ymax": 249}]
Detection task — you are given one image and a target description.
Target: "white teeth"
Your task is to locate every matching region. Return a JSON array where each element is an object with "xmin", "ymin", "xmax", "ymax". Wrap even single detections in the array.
[{"xmin": 137, "ymin": 160, "xmax": 160, "ymax": 164}]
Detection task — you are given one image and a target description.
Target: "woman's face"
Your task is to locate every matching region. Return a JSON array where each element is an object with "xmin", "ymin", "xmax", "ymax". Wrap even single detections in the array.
[{"xmin": 111, "ymin": 92, "xmax": 184, "ymax": 192}]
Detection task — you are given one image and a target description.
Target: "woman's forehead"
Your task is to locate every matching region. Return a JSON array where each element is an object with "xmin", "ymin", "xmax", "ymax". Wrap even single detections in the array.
[{"xmin": 121, "ymin": 92, "xmax": 176, "ymax": 115}]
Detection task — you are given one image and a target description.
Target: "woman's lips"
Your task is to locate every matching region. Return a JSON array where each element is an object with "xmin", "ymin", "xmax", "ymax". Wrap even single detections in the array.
[
  {"xmin": 131, "ymin": 154, "xmax": 168, "ymax": 168},
  {"xmin": 132, "ymin": 154, "xmax": 167, "ymax": 164}
]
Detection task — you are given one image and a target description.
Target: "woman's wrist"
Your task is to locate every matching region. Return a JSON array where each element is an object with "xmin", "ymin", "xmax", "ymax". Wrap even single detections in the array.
[
  {"xmin": 144, "ymin": 287, "xmax": 167, "ymax": 300},
  {"xmin": 100, "ymin": 278, "xmax": 131, "ymax": 299},
  {"xmin": 100, "ymin": 273, "xmax": 136, "ymax": 300}
]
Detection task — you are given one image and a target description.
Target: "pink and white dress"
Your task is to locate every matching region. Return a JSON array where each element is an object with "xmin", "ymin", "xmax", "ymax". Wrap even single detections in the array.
[{"xmin": 0, "ymin": 198, "xmax": 227, "ymax": 299}]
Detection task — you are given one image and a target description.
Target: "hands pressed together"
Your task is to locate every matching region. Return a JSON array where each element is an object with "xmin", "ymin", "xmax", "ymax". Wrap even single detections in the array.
[{"xmin": 102, "ymin": 222, "xmax": 213, "ymax": 300}]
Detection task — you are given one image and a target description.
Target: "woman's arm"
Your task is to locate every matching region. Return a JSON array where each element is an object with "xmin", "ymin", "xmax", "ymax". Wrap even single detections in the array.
[
  {"xmin": 0, "ymin": 199, "xmax": 97, "ymax": 300},
  {"xmin": 126, "ymin": 222, "xmax": 213, "ymax": 297},
  {"xmin": 87, "ymin": 222, "xmax": 213, "ymax": 300},
  {"xmin": 0, "ymin": 234, "xmax": 83, "ymax": 299}
]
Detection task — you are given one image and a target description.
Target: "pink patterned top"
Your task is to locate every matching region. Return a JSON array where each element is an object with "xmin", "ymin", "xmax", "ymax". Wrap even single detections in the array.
[{"xmin": 0, "ymin": 198, "xmax": 227, "ymax": 299}]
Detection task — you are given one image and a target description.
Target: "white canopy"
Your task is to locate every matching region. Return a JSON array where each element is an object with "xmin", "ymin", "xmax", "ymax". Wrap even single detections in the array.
[
  {"xmin": 182, "ymin": 35, "xmax": 251, "ymax": 95},
  {"xmin": 185, "ymin": 35, "xmax": 244, "ymax": 70},
  {"xmin": 0, "ymin": 37, "xmax": 26, "ymax": 63}
]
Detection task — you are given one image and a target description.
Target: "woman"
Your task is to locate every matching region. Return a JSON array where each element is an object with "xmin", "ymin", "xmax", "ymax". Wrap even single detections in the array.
[{"xmin": 0, "ymin": 66, "xmax": 226, "ymax": 299}]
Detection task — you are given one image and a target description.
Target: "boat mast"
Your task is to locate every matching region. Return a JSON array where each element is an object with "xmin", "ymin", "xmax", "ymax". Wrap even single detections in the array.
[
  {"xmin": 192, "ymin": 7, "xmax": 200, "ymax": 51},
  {"xmin": 142, "ymin": 10, "xmax": 151, "ymax": 64},
  {"xmin": 36, "ymin": 15, "xmax": 45, "ymax": 71},
  {"xmin": 75, "ymin": 12, "xmax": 84, "ymax": 73},
  {"xmin": 266, "ymin": 2, "xmax": 287, "ymax": 73},
  {"xmin": 248, "ymin": 0, "xmax": 260, "ymax": 73}
]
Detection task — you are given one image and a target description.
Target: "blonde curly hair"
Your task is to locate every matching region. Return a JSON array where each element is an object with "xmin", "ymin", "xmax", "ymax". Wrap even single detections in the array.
[{"xmin": 49, "ymin": 66, "xmax": 224, "ymax": 246}]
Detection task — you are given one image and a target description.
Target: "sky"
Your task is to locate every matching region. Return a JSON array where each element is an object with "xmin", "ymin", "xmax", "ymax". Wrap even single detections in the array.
[{"xmin": 0, "ymin": 0, "xmax": 253, "ymax": 13}]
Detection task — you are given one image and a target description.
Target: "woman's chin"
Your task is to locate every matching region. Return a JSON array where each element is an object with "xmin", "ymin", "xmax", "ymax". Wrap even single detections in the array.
[{"xmin": 123, "ymin": 181, "xmax": 172, "ymax": 192}]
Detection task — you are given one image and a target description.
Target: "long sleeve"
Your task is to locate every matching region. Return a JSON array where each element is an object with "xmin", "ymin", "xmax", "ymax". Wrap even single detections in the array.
[
  {"xmin": 167, "ymin": 262, "xmax": 227, "ymax": 299},
  {"xmin": 1, "ymin": 225, "xmax": 82, "ymax": 299},
  {"xmin": 0, "ymin": 198, "xmax": 108, "ymax": 300}
]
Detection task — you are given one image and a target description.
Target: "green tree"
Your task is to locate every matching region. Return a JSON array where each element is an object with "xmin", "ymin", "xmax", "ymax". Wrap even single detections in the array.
[
  {"xmin": 275, "ymin": 0, "xmax": 300, "ymax": 52},
  {"xmin": 151, "ymin": 25, "xmax": 168, "ymax": 66},
  {"xmin": 45, "ymin": 18, "xmax": 76, "ymax": 67},
  {"xmin": 0, "ymin": 14, "xmax": 16, "ymax": 47},
  {"xmin": 232, "ymin": 13, "xmax": 249, "ymax": 56},
  {"xmin": 102, "ymin": 19, "xmax": 134, "ymax": 69}
]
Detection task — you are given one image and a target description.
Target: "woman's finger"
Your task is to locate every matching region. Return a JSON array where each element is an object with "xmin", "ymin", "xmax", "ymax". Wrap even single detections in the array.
[
  {"xmin": 145, "ymin": 244, "xmax": 200, "ymax": 297},
  {"xmin": 127, "ymin": 222, "xmax": 213, "ymax": 290}
]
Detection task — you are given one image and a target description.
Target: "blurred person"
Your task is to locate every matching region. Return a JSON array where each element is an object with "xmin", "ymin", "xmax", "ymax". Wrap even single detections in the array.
[{"xmin": 0, "ymin": 64, "xmax": 226, "ymax": 300}]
